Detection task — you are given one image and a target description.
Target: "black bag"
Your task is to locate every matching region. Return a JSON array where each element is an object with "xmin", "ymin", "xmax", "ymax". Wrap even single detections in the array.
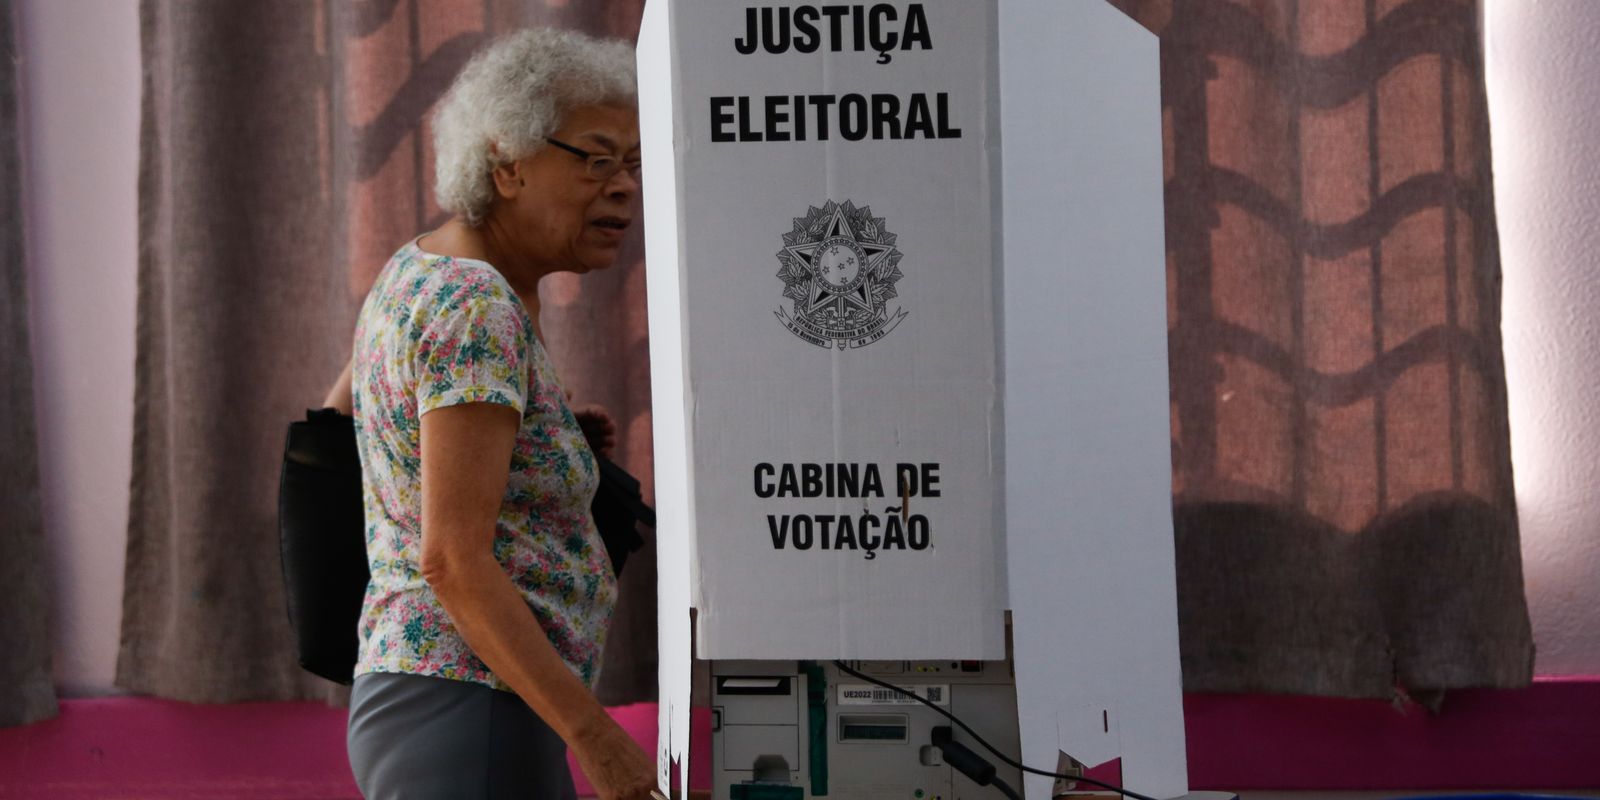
[
  {"xmin": 276, "ymin": 407, "xmax": 652, "ymax": 685},
  {"xmin": 592, "ymin": 455, "xmax": 652, "ymax": 575},
  {"xmin": 277, "ymin": 408, "xmax": 368, "ymax": 684}
]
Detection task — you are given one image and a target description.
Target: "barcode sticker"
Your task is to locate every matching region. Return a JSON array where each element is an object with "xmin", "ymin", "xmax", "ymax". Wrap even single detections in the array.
[{"xmin": 837, "ymin": 684, "xmax": 951, "ymax": 706}]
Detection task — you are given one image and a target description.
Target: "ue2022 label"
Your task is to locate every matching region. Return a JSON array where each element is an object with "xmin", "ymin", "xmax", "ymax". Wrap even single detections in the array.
[{"xmin": 774, "ymin": 200, "xmax": 908, "ymax": 350}]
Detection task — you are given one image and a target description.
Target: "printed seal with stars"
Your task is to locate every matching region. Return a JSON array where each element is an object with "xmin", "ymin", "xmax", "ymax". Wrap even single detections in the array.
[{"xmin": 774, "ymin": 200, "xmax": 908, "ymax": 350}]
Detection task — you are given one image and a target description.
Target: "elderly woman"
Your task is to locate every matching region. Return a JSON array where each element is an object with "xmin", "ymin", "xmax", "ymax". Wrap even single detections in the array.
[{"xmin": 323, "ymin": 29, "xmax": 656, "ymax": 800}]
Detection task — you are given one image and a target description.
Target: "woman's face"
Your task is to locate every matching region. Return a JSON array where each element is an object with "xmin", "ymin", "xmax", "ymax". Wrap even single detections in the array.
[{"xmin": 498, "ymin": 103, "xmax": 641, "ymax": 274}]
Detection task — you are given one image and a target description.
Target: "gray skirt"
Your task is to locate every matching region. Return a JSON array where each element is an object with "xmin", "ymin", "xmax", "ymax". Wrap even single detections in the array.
[{"xmin": 347, "ymin": 672, "xmax": 577, "ymax": 800}]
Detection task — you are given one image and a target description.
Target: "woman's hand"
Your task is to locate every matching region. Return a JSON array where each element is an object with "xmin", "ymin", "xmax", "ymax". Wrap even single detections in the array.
[
  {"xmin": 570, "ymin": 715, "xmax": 659, "ymax": 800},
  {"xmin": 571, "ymin": 400, "xmax": 618, "ymax": 457}
]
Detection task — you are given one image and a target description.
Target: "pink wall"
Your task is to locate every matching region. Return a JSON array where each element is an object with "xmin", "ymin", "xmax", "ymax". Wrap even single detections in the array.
[
  {"xmin": 0, "ymin": 700, "xmax": 705, "ymax": 800},
  {"xmin": 16, "ymin": 0, "xmax": 139, "ymax": 697},
  {"xmin": 3, "ymin": 684, "xmax": 1596, "ymax": 797},
  {"xmin": 1485, "ymin": 0, "xmax": 1600, "ymax": 676}
]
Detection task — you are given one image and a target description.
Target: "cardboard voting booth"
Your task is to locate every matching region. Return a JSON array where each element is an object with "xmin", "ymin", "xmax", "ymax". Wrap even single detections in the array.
[{"xmin": 640, "ymin": 2, "xmax": 1183, "ymax": 797}]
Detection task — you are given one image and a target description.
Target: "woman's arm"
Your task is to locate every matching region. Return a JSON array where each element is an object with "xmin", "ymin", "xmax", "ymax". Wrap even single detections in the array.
[
  {"xmin": 419, "ymin": 402, "xmax": 656, "ymax": 799},
  {"xmin": 322, "ymin": 359, "xmax": 354, "ymax": 414}
]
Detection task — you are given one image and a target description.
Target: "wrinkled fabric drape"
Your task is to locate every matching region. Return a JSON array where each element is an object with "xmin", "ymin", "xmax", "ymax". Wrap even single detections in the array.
[
  {"xmin": 0, "ymin": 0, "xmax": 60, "ymax": 728},
  {"xmin": 123, "ymin": 0, "xmax": 349, "ymax": 702},
  {"xmin": 124, "ymin": 0, "xmax": 1533, "ymax": 706},
  {"xmin": 1106, "ymin": 0, "xmax": 1534, "ymax": 696},
  {"xmin": 122, "ymin": 0, "xmax": 655, "ymax": 705}
]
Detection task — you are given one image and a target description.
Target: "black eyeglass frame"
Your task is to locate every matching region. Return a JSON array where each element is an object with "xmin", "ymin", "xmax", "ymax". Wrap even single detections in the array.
[{"xmin": 544, "ymin": 137, "xmax": 642, "ymax": 183}]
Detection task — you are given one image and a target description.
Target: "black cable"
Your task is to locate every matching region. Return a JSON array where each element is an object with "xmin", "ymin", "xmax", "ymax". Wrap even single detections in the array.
[
  {"xmin": 936, "ymin": 732, "xmax": 1021, "ymax": 800},
  {"xmin": 832, "ymin": 660, "xmax": 1162, "ymax": 800},
  {"xmin": 990, "ymin": 775, "xmax": 1023, "ymax": 800}
]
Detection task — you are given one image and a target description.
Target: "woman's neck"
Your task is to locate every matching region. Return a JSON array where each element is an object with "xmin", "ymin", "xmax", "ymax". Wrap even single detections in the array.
[{"xmin": 418, "ymin": 218, "xmax": 545, "ymax": 339}]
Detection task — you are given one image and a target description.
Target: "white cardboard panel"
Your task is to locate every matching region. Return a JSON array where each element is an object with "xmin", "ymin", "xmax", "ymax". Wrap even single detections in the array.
[
  {"xmin": 638, "ymin": 1, "xmax": 692, "ymax": 794},
  {"xmin": 662, "ymin": 0, "xmax": 1009, "ymax": 660},
  {"xmin": 646, "ymin": 1, "xmax": 1187, "ymax": 796},
  {"xmin": 1000, "ymin": 2, "xmax": 1188, "ymax": 798}
]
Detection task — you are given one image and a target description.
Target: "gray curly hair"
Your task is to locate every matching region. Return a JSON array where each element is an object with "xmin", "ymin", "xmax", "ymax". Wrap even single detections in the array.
[{"xmin": 432, "ymin": 28, "xmax": 637, "ymax": 226}]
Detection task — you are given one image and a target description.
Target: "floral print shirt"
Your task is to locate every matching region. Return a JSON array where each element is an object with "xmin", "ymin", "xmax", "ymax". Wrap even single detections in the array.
[{"xmin": 351, "ymin": 239, "xmax": 616, "ymax": 690}]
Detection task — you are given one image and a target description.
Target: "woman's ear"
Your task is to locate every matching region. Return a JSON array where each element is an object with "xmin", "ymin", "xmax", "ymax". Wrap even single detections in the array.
[
  {"xmin": 490, "ymin": 158, "xmax": 524, "ymax": 199},
  {"xmin": 488, "ymin": 141, "xmax": 526, "ymax": 199}
]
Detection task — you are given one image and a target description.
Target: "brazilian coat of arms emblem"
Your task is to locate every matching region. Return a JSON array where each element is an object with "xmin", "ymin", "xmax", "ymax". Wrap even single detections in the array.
[{"xmin": 775, "ymin": 200, "xmax": 908, "ymax": 350}]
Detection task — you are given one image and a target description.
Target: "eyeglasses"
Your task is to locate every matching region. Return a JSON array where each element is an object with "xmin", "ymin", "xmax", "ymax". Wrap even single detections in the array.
[{"xmin": 544, "ymin": 137, "xmax": 642, "ymax": 184}]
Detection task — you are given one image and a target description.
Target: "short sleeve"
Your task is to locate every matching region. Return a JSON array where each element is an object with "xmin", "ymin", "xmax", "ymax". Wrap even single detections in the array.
[{"xmin": 414, "ymin": 292, "xmax": 530, "ymax": 416}]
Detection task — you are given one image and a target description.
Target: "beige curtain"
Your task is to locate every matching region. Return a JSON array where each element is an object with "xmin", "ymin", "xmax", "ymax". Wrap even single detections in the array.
[
  {"xmin": 1108, "ymin": 0, "xmax": 1534, "ymax": 697},
  {"xmin": 122, "ymin": 0, "xmax": 655, "ymax": 705},
  {"xmin": 0, "ymin": 0, "xmax": 59, "ymax": 728},
  {"xmin": 122, "ymin": 0, "xmax": 1533, "ymax": 706}
]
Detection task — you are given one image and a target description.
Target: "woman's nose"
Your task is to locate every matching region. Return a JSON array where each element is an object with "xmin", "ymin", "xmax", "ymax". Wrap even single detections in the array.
[{"xmin": 604, "ymin": 169, "xmax": 641, "ymax": 197}]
